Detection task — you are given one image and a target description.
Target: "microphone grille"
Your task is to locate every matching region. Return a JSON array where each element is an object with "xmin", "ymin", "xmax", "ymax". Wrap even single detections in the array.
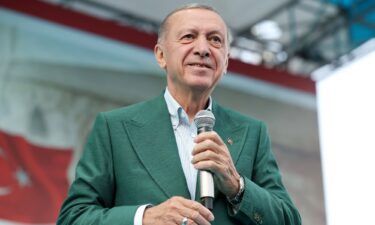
[{"xmin": 194, "ymin": 110, "xmax": 215, "ymax": 129}]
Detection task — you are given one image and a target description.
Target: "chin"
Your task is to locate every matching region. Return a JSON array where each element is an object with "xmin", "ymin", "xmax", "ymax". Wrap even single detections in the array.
[
  {"xmin": 188, "ymin": 77, "xmax": 212, "ymax": 86},
  {"xmin": 189, "ymin": 83, "xmax": 213, "ymax": 92}
]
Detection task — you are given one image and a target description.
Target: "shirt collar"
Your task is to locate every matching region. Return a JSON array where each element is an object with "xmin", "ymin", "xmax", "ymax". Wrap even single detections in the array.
[{"xmin": 164, "ymin": 88, "xmax": 212, "ymax": 129}]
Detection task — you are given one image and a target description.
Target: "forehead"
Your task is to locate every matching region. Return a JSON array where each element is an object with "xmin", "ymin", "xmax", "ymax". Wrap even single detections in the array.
[{"xmin": 166, "ymin": 8, "xmax": 227, "ymax": 35}]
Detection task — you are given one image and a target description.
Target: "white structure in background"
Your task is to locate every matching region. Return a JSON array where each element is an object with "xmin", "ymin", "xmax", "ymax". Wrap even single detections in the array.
[{"xmin": 314, "ymin": 39, "xmax": 375, "ymax": 225}]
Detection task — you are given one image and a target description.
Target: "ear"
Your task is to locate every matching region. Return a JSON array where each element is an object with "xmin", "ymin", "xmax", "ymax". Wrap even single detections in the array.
[
  {"xmin": 223, "ymin": 52, "xmax": 229, "ymax": 74},
  {"xmin": 154, "ymin": 44, "xmax": 167, "ymax": 69}
]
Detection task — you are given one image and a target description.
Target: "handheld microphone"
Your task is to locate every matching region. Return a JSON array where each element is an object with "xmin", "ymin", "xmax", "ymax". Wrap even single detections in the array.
[{"xmin": 194, "ymin": 110, "xmax": 215, "ymax": 210}]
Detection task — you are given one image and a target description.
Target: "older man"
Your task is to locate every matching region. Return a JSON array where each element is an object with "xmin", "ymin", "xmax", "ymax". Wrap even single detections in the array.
[{"xmin": 57, "ymin": 4, "xmax": 301, "ymax": 225}]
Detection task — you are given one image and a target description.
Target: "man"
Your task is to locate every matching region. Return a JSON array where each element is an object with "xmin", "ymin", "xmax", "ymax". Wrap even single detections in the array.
[{"xmin": 57, "ymin": 4, "xmax": 301, "ymax": 225}]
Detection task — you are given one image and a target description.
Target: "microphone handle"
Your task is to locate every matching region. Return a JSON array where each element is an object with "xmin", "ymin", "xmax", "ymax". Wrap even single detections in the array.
[
  {"xmin": 200, "ymin": 170, "xmax": 214, "ymax": 210},
  {"xmin": 197, "ymin": 126, "xmax": 214, "ymax": 210}
]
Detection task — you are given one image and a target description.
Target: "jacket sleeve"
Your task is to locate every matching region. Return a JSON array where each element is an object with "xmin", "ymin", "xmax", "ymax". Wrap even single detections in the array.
[
  {"xmin": 57, "ymin": 113, "xmax": 139, "ymax": 225},
  {"xmin": 230, "ymin": 122, "xmax": 301, "ymax": 225}
]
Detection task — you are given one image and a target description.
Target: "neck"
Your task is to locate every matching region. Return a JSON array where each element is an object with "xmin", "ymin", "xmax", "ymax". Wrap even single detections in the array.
[{"xmin": 167, "ymin": 86, "xmax": 210, "ymax": 122}]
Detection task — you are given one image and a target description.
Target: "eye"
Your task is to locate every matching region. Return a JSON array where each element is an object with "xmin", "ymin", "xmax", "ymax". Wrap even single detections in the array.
[
  {"xmin": 209, "ymin": 35, "xmax": 223, "ymax": 47},
  {"xmin": 181, "ymin": 34, "xmax": 195, "ymax": 42}
]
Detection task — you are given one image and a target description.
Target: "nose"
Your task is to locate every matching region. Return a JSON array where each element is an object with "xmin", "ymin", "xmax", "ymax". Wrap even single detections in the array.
[{"xmin": 194, "ymin": 36, "xmax": 210, "ymax": 58}]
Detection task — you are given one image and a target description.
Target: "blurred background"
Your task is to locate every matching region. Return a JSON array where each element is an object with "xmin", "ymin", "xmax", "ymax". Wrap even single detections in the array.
[{"xmin": 0, "ymin": 0, "xmax": 374, "ymax": 225}]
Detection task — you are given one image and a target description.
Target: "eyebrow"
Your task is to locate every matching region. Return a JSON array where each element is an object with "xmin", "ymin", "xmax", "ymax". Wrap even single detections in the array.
[
  {"xmin": 176, "ymin": 28, "xmax": 196, "ymax": 36},
  {"xmin": 176, "ymin": 27, "xmax": 226, "ymax": 39},
  {"xmin": 207, "ymin": 30, "xmax": 225, "ymax": 38}
]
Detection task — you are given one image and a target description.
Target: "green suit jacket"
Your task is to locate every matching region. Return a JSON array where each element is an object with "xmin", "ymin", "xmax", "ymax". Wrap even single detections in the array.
[{"xmin": 57, "ymin": 94, "xmax": 301, "ymax": 225}]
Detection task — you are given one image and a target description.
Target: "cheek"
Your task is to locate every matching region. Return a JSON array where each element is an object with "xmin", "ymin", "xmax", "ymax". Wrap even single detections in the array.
[{"xmin": 213, "ymin": 50, "xmax": 228, "ymax": 66}]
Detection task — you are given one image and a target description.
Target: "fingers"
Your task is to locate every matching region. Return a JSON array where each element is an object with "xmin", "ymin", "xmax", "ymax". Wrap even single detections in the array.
[
  {"xmin": 191, "ymin": 132, "xmax": 240, "ymax": 197},
  {"xmin": 194, "ymin": 131, "xmax": 224, "ymax": 146},
  {"xmin": 170, "ymin": 197, "xmax": 214, "ymax": 225},
  {"xmin": 179, "ymin": 216, "xmax": 198, "ymax": 225},
  {"xmin": 178, "ymin": 208, "xmax": 209, "ymax": 225},
  {"xmin": 191, "ymin": 149, "xmax": 221, "ymax": 165},
  {"xmin": 192, "ymin": 131, "xmax": 230, "ymax": 172},
  {"xmin": 180, "ymin": 198, "xmax": 214, "ymax": 223},
  {"xmin": 192, "ymin": 132, "xmax": 229, "ymax": 156},
  {"xmin": 144, "ymin": 197, "xmax": 214, "ymax": 225}
]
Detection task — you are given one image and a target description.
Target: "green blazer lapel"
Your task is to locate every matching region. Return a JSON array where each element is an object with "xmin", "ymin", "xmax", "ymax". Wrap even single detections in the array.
[
  {"xmin": 195, "ymin": 102, "xmax": 249, "ymax": 201},
  {"xmin": 122, "ymin": 95, "xmax": 190, "ymax": 199},
  {"xmin": 213, "ymin": 104, "xmax": 249, "ymax": 164}
]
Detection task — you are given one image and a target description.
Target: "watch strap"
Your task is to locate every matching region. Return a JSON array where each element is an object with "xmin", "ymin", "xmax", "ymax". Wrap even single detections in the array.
[{"xmin": 227, "ymin": 175, "xmax": 245, "ymax": 205}]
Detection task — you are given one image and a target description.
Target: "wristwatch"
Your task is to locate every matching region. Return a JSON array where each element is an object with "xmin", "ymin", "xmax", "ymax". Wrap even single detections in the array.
[{"xmin": 227, "ymin": 175, "xmax": 245, "ymax": 205}]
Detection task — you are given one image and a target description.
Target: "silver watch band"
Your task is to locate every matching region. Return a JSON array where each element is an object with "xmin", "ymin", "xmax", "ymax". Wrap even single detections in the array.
[{"xmin": 227, "ymin": 176, "xmax": 244, "ymax": 205}]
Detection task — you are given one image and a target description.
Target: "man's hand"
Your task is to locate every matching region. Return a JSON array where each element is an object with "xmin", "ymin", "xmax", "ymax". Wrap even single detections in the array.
[
  {"xmin": 192, "ymin": 131, "xmax": 240, "ymax": 198},
  {"xmin": 143, "ymin": 196, "xmax": 214, "ymax": 225}
]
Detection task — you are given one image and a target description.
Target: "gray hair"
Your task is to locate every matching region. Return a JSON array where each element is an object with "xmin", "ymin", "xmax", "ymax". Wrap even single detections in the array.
[{"xmin": 157, "ymin": 3, "xmax": 232, "ymax": 47}]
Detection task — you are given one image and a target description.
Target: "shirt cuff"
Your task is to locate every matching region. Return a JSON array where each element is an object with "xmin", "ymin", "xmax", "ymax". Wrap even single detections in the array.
[{"xmin": 134, "ymin": 204, "xmax": 152, "ymax": 225}]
